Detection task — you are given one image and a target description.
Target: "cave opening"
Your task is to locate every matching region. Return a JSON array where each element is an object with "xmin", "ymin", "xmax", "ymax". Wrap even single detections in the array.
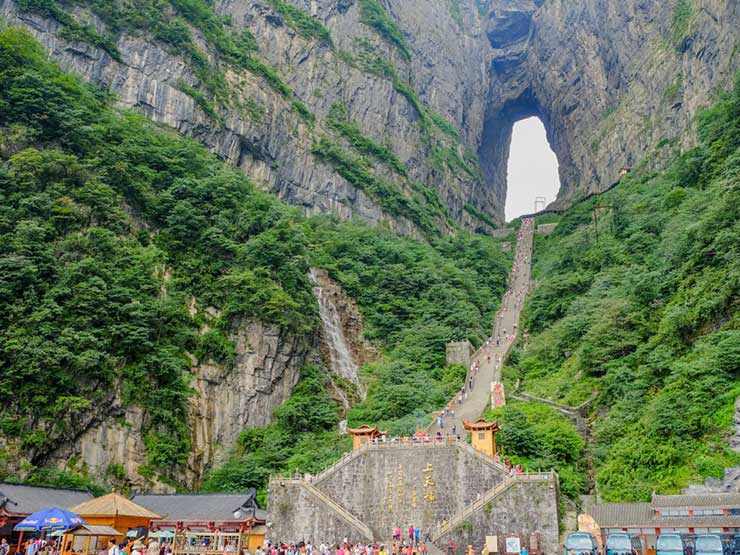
[
  {"xmin": 505, "ymin": 116, "xmax": 561, "ymax": 221},
  {"xmin": 478, "ymin": 90, "xmax": 564, "ymax": 224}
]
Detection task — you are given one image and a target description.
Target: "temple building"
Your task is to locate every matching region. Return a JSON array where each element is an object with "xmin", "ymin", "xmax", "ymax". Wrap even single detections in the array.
[
  {"xmin": 346, "ymin": 424, "xmax": 383, "ymax": 449},
  {"xmin": 131, "ymin": 489, "xmax": 266, "ymax": 552},
  {"xmin": 581, "ymin": 492, "xmax": 740, "ymax": 552},
  {"xmin": 464, "ymin": 419, "xmax": 501, "ymax": 458}
]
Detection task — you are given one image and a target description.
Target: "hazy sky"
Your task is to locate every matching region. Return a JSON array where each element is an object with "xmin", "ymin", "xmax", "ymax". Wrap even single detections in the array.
[{"xmin": 505, "ymin": 117, "xmax": 561, "ymax": 221}]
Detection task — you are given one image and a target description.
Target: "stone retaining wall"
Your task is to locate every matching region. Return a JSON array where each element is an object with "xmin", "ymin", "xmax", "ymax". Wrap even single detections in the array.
[
  {"xmin": 315, "ymin": 445, "xmax": 506, "ymax": 536},
  {"xmin": 435, "ymin": 480, "xmax": 560, "ymax": 555}
]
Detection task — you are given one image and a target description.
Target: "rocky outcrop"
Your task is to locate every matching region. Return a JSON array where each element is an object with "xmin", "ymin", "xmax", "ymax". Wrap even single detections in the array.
[
  {"xmin": 35, "ymin": 318, "xmax": 312, "ymax": 491},
  {"xmin": 1, "ymin": 0, "xmax": 737, "ymax": 224},
  {"xmin": 187, "ymin": 319, "xmax": 312, "ymax": 487}
]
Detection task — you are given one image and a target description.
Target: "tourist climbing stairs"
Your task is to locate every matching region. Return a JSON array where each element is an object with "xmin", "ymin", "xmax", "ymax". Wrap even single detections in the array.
[{"xmin": 428, "ymin": 218, "xmax": 535, "ymax": 436}]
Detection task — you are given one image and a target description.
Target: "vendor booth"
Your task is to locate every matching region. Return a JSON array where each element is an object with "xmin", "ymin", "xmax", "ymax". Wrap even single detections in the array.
[
  {"xmin": 59, "ymin": 524, "xmax": 124, "ymax": 555},
  {"xmin": 132, "ymin": 490, "xmax": 266, "ymax": 553}
]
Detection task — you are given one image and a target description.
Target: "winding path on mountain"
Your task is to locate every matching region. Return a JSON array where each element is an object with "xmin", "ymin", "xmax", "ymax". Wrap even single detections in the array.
[{"xmin": 429, "ymin": 217, "xmax": 534, "ymax": 436}]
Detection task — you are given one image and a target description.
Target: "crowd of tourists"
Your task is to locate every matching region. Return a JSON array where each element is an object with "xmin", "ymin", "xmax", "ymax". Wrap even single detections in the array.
[
  {"xmin": 258, "ymin": 536, "xmax": 435, "ymax": 555},
  {"xmin": 257, "ymin": 538, "xmax": 487, "ymax": 555},
  {"xmin": 0, "ymin": 537, "xmax": 172, "ymax": 555},
  {"xmin": 107, "ymin": 539, "xmax": 171, "ymax": 555}
]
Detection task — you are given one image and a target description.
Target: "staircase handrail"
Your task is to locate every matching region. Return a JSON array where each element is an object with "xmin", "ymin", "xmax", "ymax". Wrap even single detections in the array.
[
  {"xmin": 432, "ymin": 471, "xmax": 555, "ymax": 541},
  {"xmin": 455, "ymin": 441, "xmax": 510, "ymax": 473},
  {"xmin": 283, "ymin": 479, "xmax": 374, "ymax": 541},
  {"xmin": 310, "ymin": 446, "xmax": 365, "ymax": 485}
]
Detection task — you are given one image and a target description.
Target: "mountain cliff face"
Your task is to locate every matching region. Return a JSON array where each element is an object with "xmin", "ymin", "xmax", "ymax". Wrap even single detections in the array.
[
  {"xmin": 1, "ymin": 0, "xmax": 736, "ymax": 227},
  {"xmin": 0, "ymin": 0, "xmax": 737, "ymax": 491},
  {"xmin": 481, "ymin": 0, "xmax": 740, "ymax": 208}
]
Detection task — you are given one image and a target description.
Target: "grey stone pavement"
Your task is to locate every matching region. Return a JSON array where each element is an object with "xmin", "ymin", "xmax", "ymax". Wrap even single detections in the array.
[{"xmin": 429, "ymin": 217, "xmax": 534, "ymax": 437}]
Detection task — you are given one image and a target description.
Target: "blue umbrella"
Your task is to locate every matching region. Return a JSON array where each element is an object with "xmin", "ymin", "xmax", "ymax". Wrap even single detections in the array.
[{"xmin": 14, "ymin": 507, "xmax": 86, "ymax": 532}]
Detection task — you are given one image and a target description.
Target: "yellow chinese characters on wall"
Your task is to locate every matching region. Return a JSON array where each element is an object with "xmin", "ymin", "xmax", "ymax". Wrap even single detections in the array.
[{"xmin": 422, "ymin": 463, "xmax": 436, "ymax": 503}]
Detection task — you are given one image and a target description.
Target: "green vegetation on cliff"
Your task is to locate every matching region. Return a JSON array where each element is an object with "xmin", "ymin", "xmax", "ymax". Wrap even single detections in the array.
[
  {"xmin": 504, "ymin": 76, "xmax": 740, "ymax": 501},
  {"xmin": 265, "ymin": 0, "xmax": 332, "ymax": 45},
  {"xmin": 358, "ymin": 0, "xmax": 412, "ymax": 61},
  {"xmin": 0, "ymin": 27, "xmax": 511, "ymax": 491},
  {"xmin": 0, "ymin": 26, "xmax": 318, "ymax": 484},
  {"xmin": 483, "ymin": 403, "xmax": 587, "ymax": 500},
  {"xmin": 16, "ymin": 0, "xmax": 293, "ymax": 101}
]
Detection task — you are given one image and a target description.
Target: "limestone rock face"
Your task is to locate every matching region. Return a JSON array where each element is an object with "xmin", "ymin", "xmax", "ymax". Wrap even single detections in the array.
[
  {"xmin": 501, "ymin": 0, "xmax": 740, "ymax": 208},
  {"xmin": 0, "ymin": 0, "xmax": 737, "ymax": 224},
  {"xmin": 187, "ymin": 319, "xmax": 312, "ymax": 487},
  {"xmin": 40, "ymin": 319, "xmax": 312, "ymax": 491}
]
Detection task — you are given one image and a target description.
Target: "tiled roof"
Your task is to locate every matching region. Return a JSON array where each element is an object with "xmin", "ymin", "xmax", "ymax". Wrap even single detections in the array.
[
  {"xmin": 652, "ymin": 492, "xmax": 740, "ymax": 508},
  {"xmin": 464, "ymin": 419, "xmax": 500, "ymax": 431},
  {"xmin": 584, "ymin": 496, "xmax": 740, "ymax": 529},
  {"xmin": 0, "ymin": 483, "xmax": 94, "ymax": 516},
  {"xmin": 586, "ymin": 503, "xmax": 653, "ymax": 527},
  {"xmin": 653, "ymin": 515, "xmax": 740, "ymax": 527},
  {"xmin": 131, "ymin": 492, "xmax": 265, "ymax": 522}
]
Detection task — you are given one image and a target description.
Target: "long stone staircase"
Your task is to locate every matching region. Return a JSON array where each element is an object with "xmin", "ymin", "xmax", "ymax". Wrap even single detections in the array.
[
  {"xmin": 282, "ymin": 478, "xmax": 375, "ymax": 541},
  {"xmin": 428, "ymin": 218, "xmax": 535, "ymax": 437},
  {"xmin": 267, "ymin": 218, "xmax": 559, "ymax": 552},
  {"xmin": 432, "ymin": 472, "xmax": 557, "ymax": 543}
]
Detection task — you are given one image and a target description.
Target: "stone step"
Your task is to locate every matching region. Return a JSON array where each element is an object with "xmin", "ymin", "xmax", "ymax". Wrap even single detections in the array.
[
  {"xmin": 300, "ymin": 480, "xmax": 375, "ymax": 541},
  {"xmin": 432, "ymin": 472, "xmax": 557, "ymax": 543}
]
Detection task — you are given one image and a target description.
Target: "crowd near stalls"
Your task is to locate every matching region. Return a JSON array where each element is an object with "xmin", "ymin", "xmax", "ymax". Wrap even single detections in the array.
[
  {"xmin": 257, "ymin": 538, "xmax": 438, "ymax": 555},
  {"xmin": 0, "ymin": 484, "xmax": 265, "ymax": 555}
]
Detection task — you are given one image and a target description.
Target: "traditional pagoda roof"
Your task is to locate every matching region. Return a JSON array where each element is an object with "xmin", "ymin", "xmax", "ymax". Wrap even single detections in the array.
[
  {"xmin": 0, "ymin": 482, "xmax": 94, "ymax": 517},
  {"xmin": 463, "ymin": 419, "xmax": 501, "ymax": 431},
  {"xmin": 71, "ymin": 492, "xmax": 161, "ymax": 519},
  {"xmin": 346, "ymin": 425, "xmax": 380, "ymax": 436},
  {"xmin": 131, "ymin": 490, "xmax": 265, "ymax": 522}
]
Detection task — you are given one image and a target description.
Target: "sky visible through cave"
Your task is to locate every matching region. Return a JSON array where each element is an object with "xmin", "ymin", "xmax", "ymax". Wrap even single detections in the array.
[{"xmin": 505, "ymin": 116, "xmax": 561, "ymax": 221}]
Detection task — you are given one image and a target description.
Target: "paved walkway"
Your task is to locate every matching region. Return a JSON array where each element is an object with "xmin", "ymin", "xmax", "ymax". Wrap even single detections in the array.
[{"xmin": 429, "ymin": 218, "xmax": 534, "ymax": 437}]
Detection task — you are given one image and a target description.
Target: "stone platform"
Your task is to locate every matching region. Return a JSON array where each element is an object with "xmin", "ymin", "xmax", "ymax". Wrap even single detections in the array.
[{"xmin": 267, "ymin": 440, "xmax": 559, "ymax": 554}]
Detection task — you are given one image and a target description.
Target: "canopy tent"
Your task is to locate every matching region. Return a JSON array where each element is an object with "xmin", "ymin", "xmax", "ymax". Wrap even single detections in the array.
[
  {"xmin": 71, "ymin": 493, "xmax": 160, "ymax": 520},
  {"xmin": 71, "ymin": 493, "xmax": 159, "ymax": 541},
  {"xmin": 14, "ymin": 507, "xmax": 86, "ymax": 531}
]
